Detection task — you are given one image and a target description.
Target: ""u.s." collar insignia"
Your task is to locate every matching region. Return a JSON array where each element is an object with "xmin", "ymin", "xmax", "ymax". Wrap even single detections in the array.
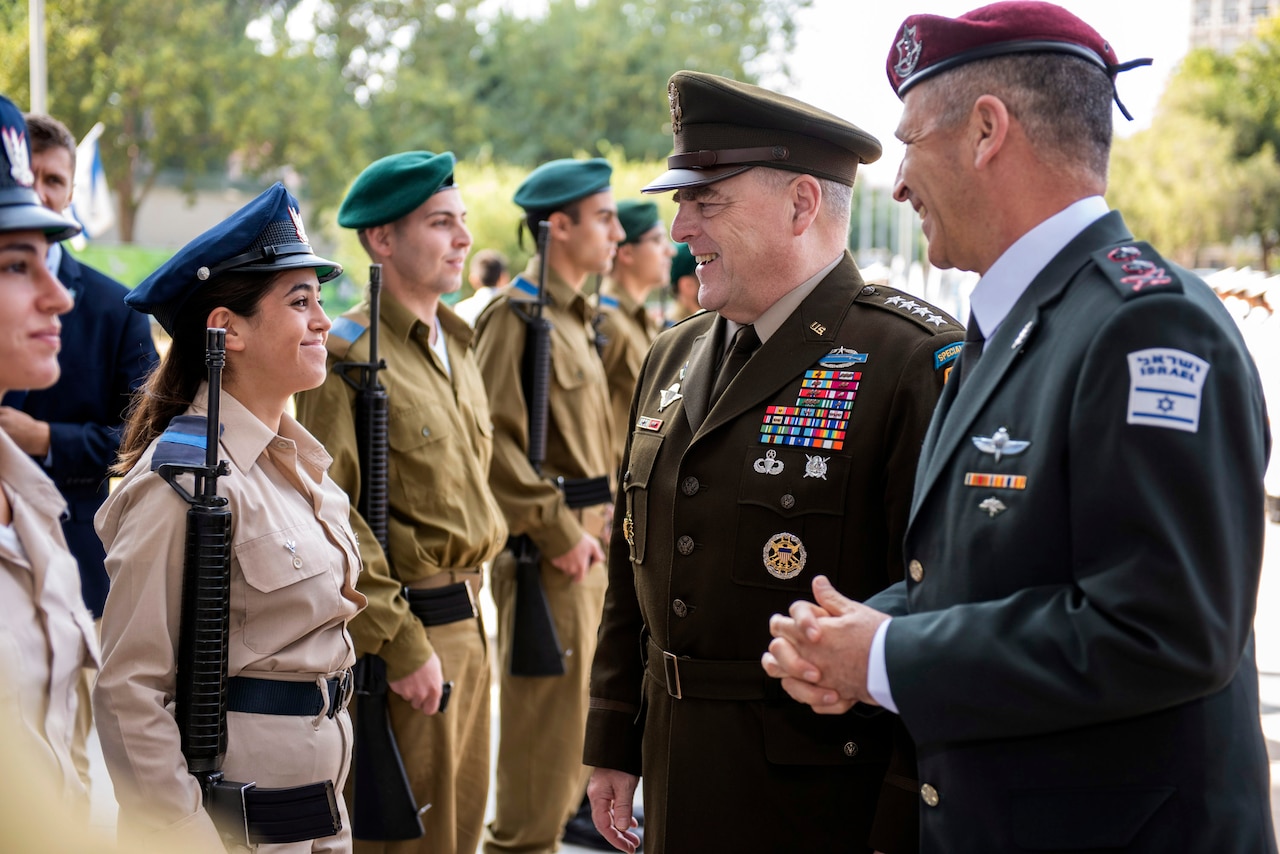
[
  {"xmin": 753, "ymin": 449, "xmax": 785, "ymax": 475},
  {"xmin": 818, "ymin": 346, "xmax": 868, "ymax": 369},
  {"xmin": 658, "ymin": 382, "xmax": 683, "ymax": 412},
  {"xmin": 978, "ymin": 497, "xmax": 1007, "ymax": 518},
  {"xmin": 971, "ymin": 426, "xmax": 1030, "ymax": 463},
  {"xmin": 804, "ymin": 454, "xmax": 829, "ymax": 480},
  {"xmin": 763, "ymin": 532, "xmax": 807, "ymax": 580}
]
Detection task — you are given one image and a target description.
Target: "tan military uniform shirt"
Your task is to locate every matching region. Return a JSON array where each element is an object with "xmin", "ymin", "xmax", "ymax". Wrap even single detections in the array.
[
  {"xmin": 95, "ymin": 387, "xmax": 365, "ymax": 847},
  {"xmin": 595, "ymin": 280, "xmax": 659, "ymax": 466},
  {"xmin": 0, "ymin": 428, "xmax": 98, "ymax": 812},
  {"xmin": 295, "ymin": 295, "xmax": 507, "ymax": 680},
  {"xmin": 474, "ymin": 259, "xmax": 616, "ymax": 556}
]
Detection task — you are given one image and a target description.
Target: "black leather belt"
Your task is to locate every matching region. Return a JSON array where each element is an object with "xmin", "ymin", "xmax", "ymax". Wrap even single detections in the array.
[
  {"xmin": 405, "ymin": 582, "xmax": 478, "ymax": 627},
  {"xmin": 645, "ymin": 638, "xmax": 783, "ymax": 701},
  {"xmin": 227, "ymin": 673, "xmax": 352, "ymax": 719},
  {"xmin": 207, "ymin": 777, "xmax": 342, "ymax": 845},
  {"xmin": 556, "ymin": 475, "xmax": 612, "ymax": 509}
]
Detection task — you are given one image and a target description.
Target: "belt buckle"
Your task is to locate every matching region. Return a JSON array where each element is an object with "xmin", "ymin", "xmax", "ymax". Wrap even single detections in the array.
[
  {"xmin": 331, "ymin": 669, "xmax": 354, "ymax": 717},
  {"xmin": 662, "ymin": 651, "xmax": 683, "ymax": 700}
]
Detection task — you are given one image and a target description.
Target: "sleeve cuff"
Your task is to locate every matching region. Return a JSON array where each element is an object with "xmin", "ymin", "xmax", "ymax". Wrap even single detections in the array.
[
  {"xmin": 376, "ymin": 617, "xmax": 434, "ymax": 682},
  {"xmin": 867, "ymin": 617, "xmax": 899, "ymax": 714}
]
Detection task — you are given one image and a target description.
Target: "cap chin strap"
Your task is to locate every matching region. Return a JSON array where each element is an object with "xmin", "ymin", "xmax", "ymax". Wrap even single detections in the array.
[
  {"xmin": 196, "ymin": 241, "xmax": 311, "ymax": 280},
  {"xmin": 668, "ymin": 145, "xmax": 790, "ymax": 169}
]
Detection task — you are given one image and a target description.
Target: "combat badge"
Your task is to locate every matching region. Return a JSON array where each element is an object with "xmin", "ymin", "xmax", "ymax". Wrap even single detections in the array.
[
  {"xmin": 658, "ymin": 382, "xmax": 683, "ymax": 412},
  {"xmin": 819, "ymin": 346, "xmax": 868, "ymax": 369},
  {"xmin": 978, "ymin": 497, "xmax": 1007, "ymax": 518},
  {"xmin": 763, "ymin": 532, "xmax": 807, "ymax": 580},
  {"xmin": 971, "ymin": 427, "xmax": 1030, "ymax": 463},
  {"xmin": 804, "ymin": 454, "xmax": 829, "ymax": 480},
  {"xmin": 753, "ymin": 449, "xmax": 785, "ymax": 475}
]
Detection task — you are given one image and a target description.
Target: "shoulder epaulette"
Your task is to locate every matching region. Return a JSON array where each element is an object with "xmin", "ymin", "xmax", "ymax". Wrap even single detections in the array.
[
  {"xmin": 1092, "ymin": 242, "xmax": 1183, "ymax": 300},
  {"xmin": 150, "ymin": 415, "xmax": 214, "ymax": 472},
  {"xmin": 511, "ymin": 276, "xmax": 539, "ymax": 301},
  {"xmin": 856, "ymin": 284, "xmax": 963, "ymax": 335},
  {"xmin": 326, "ymin": 311, "xmax": 371, "ymax": 359}
]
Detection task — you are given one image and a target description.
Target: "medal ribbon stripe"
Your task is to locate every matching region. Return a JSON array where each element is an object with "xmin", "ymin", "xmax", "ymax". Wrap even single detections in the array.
[
  {"xmin": 760, "ymin": 359, "xmax": 864, "ymax": 448},
  {"xmin": 963, "ymin": 472, "xmax": 1027, "ymax": 490}
]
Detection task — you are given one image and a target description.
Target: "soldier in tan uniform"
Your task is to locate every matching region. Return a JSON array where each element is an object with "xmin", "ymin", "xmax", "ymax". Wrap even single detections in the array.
[
  {"xmin": 96, "ymin": 184, "xmax": 365, "ymax": 852},
  {"xmin": 296, "ymin": 150, "xmax": 508, "ymax": 854},
  {"xmin": 474, "ymin": 158, "xmax": 623, "ymax": 854},
  {"xmin": 666, "ymin": 243, "xmax": 701, "ymax": 324},
  {"xmin": 594, "ymin": 200, "xmax": 673, "ymax": 464},
  {"xmin": 0, "ymin": 95, "xmax": 99, "ymax": 825},
  {"xmin": 583, "ymin": 73, "xmax": 964, "ymax": 854}
]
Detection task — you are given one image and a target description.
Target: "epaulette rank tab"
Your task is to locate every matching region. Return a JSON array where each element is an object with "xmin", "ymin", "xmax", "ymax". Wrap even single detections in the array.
[
  {"xmin": 857, "ymin": 284, "xmax": 960, "ymax": 334},
  {"xmin": 326, "ymin": 313, "xmax": 370, "ymax": 359},
  {"xmin": 151, "ymin": 415, "xmax": 216, "ymax": 472},
  {"xmin": 1093, "ymin": 243, "xmax": 1183, "ymax": 299}
]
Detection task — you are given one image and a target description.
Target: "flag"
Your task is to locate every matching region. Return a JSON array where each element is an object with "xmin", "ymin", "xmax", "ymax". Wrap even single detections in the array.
[{"xmin": 68, "ymin": 122, "xmax": 114, "ymax": 248}]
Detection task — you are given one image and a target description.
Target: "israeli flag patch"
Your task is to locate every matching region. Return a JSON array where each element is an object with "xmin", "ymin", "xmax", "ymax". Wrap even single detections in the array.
[{"xmin": 1126, "ymin": 348, "xmax": 1209, "ymax": 433}]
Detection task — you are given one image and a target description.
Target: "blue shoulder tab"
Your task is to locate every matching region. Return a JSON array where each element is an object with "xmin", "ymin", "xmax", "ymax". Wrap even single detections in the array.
[
  {"xmin": 1092, "ymin": 242, "xmax": 1183, "ymax": 299},
  {"xmin": 598, "ymin": 294, "xmax": 620, "ymax": 311},
  {"xmin": 150, "ymin": 415, "xmax": 215, "ymax": 471},
  {"xmin": 512, "ymin": 276, "xmax": 539, "ymax": 299},
  {"xmin": 330, "ymin": 316, "xmax": 369, "ymax": 345}
]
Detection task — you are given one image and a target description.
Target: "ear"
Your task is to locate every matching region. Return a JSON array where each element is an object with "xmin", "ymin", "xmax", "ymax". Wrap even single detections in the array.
[
  {"xmin": 548, "ymin": 210, "xmax": 575, "ymax": 242},
  {"xmin": 364, "ymin": 223, "xmax": 395, "ymax": 258},
  {"xmin": 206, "ymin": 307, "xmax": 246, "ymax": 352},
  {"xmin": 971, "ymin": 94, "xmax": 1010, "ymax": 171},
  {"xmin": 615, "ymin": 243, "xmax": 636, "ymax": 266},
  {"xmin": 790, "ymin": 174, "xmax": 822, "ymax": 236}
]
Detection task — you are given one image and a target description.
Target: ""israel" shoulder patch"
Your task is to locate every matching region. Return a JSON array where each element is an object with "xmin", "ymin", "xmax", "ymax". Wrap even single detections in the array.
[{"xmin": 1126, "ymin": 348, "xmax": 1209, "ymax": 433}]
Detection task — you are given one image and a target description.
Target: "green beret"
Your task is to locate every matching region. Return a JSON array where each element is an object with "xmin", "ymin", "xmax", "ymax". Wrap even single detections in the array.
[
  {"xmin": 670, "ymin": 242, "xmax": 696, "ymax": 286},
  {"xmin": 514, "ymin": 158, "xmax": 612, "ymax": 213},
  {"xmin": 617, "ymin": 200, "xmax": 660, "ymax": 245},
  {"xmin": 644, "ymin": 71, "xmax": 882, "ymax": 193},
  {"xmin": 338, "ymin": 150, "xmax": 456, "ymax": 229}
]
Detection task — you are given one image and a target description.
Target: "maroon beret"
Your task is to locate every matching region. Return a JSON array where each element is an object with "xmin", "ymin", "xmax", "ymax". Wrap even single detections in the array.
[{"xmin": 887, "ymin": 2, "xmax": 1150, "ymax": 116}]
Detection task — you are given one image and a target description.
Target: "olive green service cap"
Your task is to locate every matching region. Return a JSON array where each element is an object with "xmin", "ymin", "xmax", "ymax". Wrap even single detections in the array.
[
  {"xmin": 617, "ymin": 200, "xmax": 661, "ymax": 245},
  {"xmin": 337, "ymin": 150, "xmax": 457, "ymax": 230},
  {"xmin": 514, "ymin": 157, "xmax": 613, "ymax": 213},
  {"xmin": 644, "ymin": 70, "xmax": 882, "ymax": 193}
]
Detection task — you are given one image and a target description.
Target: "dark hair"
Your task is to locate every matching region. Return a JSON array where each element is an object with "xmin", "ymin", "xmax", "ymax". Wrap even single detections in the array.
[
  {"xmin": 113, "ymin": 270, "xmax": 277, "ymax": 474},
  {"xmin": 929, "ymin": 53, "xmax": 1113, "ymax": 180},
  {"xmin": 23, "ymin": 113, "xmax": 77, "ymax": 168},
  {"xmin": 472, "ymin": 248, "xmax": 508, "ymax": 288}
]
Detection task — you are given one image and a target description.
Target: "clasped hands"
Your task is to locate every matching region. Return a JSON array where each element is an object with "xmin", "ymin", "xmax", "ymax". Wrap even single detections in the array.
[{"xmin": 761, "ymin": 575, "xmax": 890, "ymax": 714}]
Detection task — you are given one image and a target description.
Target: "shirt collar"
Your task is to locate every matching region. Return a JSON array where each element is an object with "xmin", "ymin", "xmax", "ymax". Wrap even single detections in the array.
[
  {"xmin": 191, "ymin": 384, "xmax": 332, "ymax": 481},
  {"xmin": 46, "ymin": 240, "xmax": 63, "ymax": 274},
  {"xmin": 970, "ymin": 196, "xmax": 1109, "ymax": 338},
  {"xmin": 746, "ymin": 252, "xmax": 844, "ymax": 344}
]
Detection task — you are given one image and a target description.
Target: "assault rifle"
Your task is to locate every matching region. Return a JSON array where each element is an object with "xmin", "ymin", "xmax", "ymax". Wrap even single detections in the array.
[
  {"xmin": 333, "ymin": 265, "xmax": 424, "ymax": 841},
  {"xmin": 508, "ymin": 221, "xmax": 568, "ymax": 677},
  {"xmin": 163, "ymin": 329, "xmax": 340, "ymax": 846}
]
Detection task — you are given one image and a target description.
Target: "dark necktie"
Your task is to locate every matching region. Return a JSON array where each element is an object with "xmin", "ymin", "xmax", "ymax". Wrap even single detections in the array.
[
  {"xmin": 710, "ymin": 324, "xmax": 759, "ymax": 406},
  {"xmin": 956, "ymin": 313, "xmax": 985, "ymax": 388}
]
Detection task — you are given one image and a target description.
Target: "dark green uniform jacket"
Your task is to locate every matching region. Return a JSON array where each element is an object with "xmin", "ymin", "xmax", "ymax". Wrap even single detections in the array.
[
  {"xmin": 872, "ymin": 211, "xmax": 1276, "ymax": 852},
  {"xmin": 585, "ymin": 253, "xmax": 963, "ymax": 853}
]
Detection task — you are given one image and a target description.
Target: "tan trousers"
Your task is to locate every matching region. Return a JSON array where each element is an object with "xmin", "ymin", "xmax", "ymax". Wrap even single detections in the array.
[
  {"xmin": 483, "ymin": 551, "xmax": 607, "ymax": 854},
  {"xmin": 354, "ymin": 611, "xmax": 491, "ymax": 854}
]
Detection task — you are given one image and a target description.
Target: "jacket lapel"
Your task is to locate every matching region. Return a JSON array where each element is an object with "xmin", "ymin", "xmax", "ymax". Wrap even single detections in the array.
[
  {"xmin": 910, "ymin": 211, "xmax": 1134, "ymax": 523},
  {"xmin": 680, "ymin": 323, "xmax": 718, "ymax": 435}
]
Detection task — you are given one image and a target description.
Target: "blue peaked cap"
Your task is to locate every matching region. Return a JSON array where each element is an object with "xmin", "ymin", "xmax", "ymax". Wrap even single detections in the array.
[
  {"xmin": 128, "ymin": 182, "xmax": 341, "ymax": 334},
  {"xmin": 0, "ymin": 94, "xmax": 81, "ymax": 241}
]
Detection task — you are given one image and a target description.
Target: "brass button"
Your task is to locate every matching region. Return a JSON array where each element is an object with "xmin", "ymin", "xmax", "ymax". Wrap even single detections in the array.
[
  {"xmin": 677, "ymin": 536, "xmax": 695, "ymax": 556},
  {"xmin": 909, "ymin": 559, "xmax": 924, "ymax": 583},
  {"xmin": 681, "ymin": 476, "xmax": 700, "ymax": 496},
  {"xmin": 920, "ymin": 783, "xmax": 939, "ymax": 807},
  {"xmin": 673, "ymin": 599, "xmax": 688, "ymax": 618},
  {"xmin": 780, "ymin": 493, "xmax": 796, "ymax": 510},
  {"xmin": 842, "ymin": 741, "xmax": 858, "ymax": 758}
]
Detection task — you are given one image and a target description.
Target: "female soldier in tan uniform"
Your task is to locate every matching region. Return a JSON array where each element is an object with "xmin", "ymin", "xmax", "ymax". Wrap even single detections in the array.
[
  {"xmin": 0, "ymin": 95, "xmax": 99, "ymax": 824},
  {"xmin": 94, "ymin": 184, "xmax": 366, "ymax": 852}
]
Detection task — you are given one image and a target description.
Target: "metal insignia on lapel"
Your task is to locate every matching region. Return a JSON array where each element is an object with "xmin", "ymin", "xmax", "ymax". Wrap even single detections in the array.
[
  {"xmin": 763, "ymin": 532, "xmax": 807, "ymax": 580},
  {"xmin": 971, "ymin": 427, "xmax": 1030, "ymax": 463},
  {"xmin": 658, "ymin": 382, "xmax": 683, "ymax": 412},
  {"xmin": 679, "ymin": 360, "xmax": 688, "ymax": 381},
  {"xmin": 1011, "ymin": 320, "xmax": 1035, "ymax": 350},
  {"xmin": 753, "ymin": 449, "xmax": 785, "ymax": 475},
  {"xmin": 978, "ymin": 497, "xmax": 1007, "ymax": 518},
  {"xmin": 810, "ymin": 322, "xmax": 827, "ymax": 335},
  {"xmin": 284, "ymin": 539, "xmax": 302, "ymax": 568},
  {"xmin": 804, "ymin": 454, "xmax": 829, "ymax": 480}
]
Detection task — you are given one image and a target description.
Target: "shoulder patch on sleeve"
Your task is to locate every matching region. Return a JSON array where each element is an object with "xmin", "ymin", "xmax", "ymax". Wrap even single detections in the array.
[
  {"xmin": 1126, "ymin": 347, "xmax": 1209, "ymax": 433},
  {"xmin": 151, "ymin": 415, "xmax": 215, "ymax": 471},
  {"xmin": 1092, "ymin": 243, "xmax": 1183, "ymax": 299},
  {"xmin": 326, "ymin": 312, "xmax": 370, "ymax": 359},
  {"xmin": 934, "ymin": 341, "xmax": 963, "ymax": 370},
  {"xmin": 857, "ymin": 285, "xmax": 963, "ymax": 335}
]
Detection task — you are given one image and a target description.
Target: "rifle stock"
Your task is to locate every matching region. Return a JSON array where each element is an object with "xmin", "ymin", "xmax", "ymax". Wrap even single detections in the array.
[
  {"xmin": 509, "ymin": 221, "xmax": 567, "ymax": 678},
  {"xmin": 334, "ymin": 264, "xmax": 424, "ymax": 841}
]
